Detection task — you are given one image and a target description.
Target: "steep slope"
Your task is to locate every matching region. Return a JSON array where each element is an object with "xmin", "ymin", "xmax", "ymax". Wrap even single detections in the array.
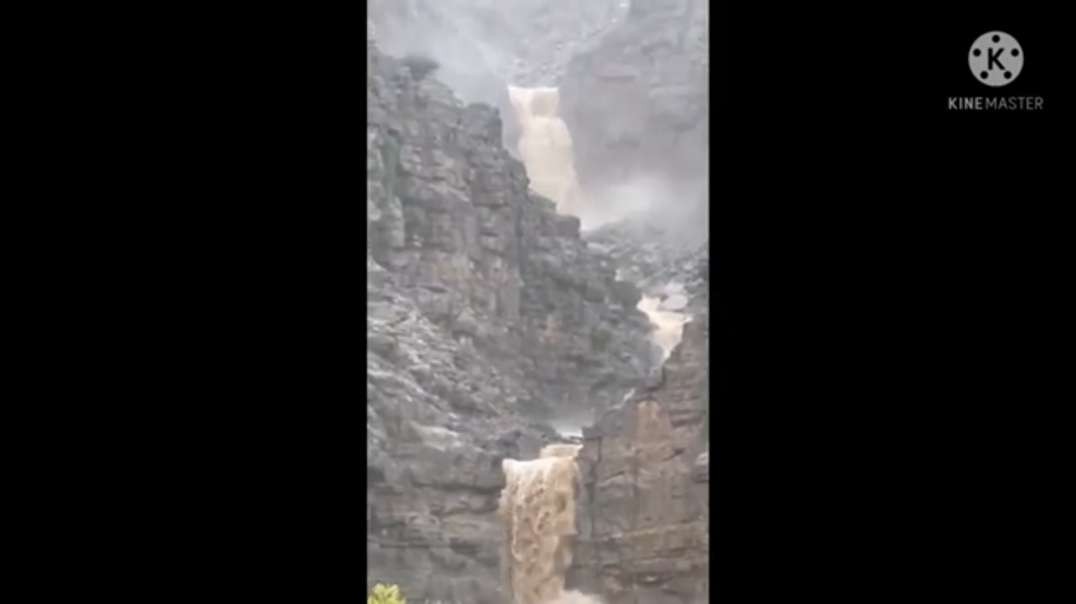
[
  {"xmin": 559, "ymin": 0, "xmax": 709, "ymax": 239},
  {"xmin": 366, "ymin": 3, "xmax": 712, "ymax": 599},
  {"xmin": 367, "ymin": 0, "xmax": 629, "ymax": 159},
  {"xmin": 367, "ymin": 39, "xmax": 659, "ymax": 602},
  {"xmin": 568, "ymin": 315, "xmax": 710, "ymax": 604},
  {"xmin": 368, "ymin": 256, "xmax": 554, "ymax": 602},
  {"xmin": 568, "ymin": 222, "xmax": 710, "ymax": 604}
]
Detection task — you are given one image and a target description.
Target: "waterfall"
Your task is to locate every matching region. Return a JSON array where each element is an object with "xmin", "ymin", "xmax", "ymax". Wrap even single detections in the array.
[
  {"xmin": 506, "ymin": 86, "xmax": 587, "ymax": 219},
  {"xmin": 498, "ymin": 444, "xmax": 601, "ymax": 604}
]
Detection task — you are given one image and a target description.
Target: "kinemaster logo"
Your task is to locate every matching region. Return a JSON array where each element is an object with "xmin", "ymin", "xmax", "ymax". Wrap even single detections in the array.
[{"xmin": 948, "ymin": 30, "xmax": 1044, "ymax": 111}]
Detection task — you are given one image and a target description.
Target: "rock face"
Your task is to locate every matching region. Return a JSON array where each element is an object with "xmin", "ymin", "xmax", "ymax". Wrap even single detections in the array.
[
  {"xmin": 584, "ymin": 221, "xmax": 709, "ymax": 316},
  {"xmin": 564, "ymin": 220, "xmax": 710, "ymax": 604},
  {"xmin": 367, "ymin": 40, "xmax": 658, "ymax": 603},
  {"xmin": 368, "ymin": 256, "xmax": 553, "ymax": 604},
  {"xmin": 366, "ymin": 4, "xmax": 711, "ymax": 600},
  {"xmin": 368, "ymin": 42, "xmax": 655, "ymax": 425},
  {"xmin": 366, "ymin": 0, "xmax": 629, "ymax": 159},
  {"xmin": 559, "ymin": 0, "xmax": 709, "ymax": 237},
  {"xmin": 568, "ymin": 315, "xmax": 710, "ymax": 604}
]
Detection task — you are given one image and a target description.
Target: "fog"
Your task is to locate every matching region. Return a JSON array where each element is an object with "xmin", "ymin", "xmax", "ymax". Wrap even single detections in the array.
[
  {"xmin": 370, "ymin": 16, "xmax": 505, "ymax": 106},
  {"xmin": 368, "ymin": 1, "xmax": 707, "ymax": 249},
  {"xmin": 579, "ymin": 175, "xmax": 709, "ymax": 248}
]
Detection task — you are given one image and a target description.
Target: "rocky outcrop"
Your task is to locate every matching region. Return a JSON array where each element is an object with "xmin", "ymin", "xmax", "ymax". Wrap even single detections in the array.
[
  {"xmin": 559, "ymin": 0, "xmax": 709, "ymax": 237},
  {"xmin": 585, "ymin": 221, "xmax": 708, "ymax": 315},
  {"xmin": 368, "ymin": 43, "xmax": 655, "ymax": 424},
  {"xmin": 367, "ymin": 41, "xmax": 658, "ymax": 603},
  {"xmin": 367, "ymin": 0, "xmax": 629, "ymax": 158},
  {"xmin": 568, "ymin": 314, "xmax": 710, "ymax": 604},
  {"xmin": 368, "ymin": 253, "xmax": 563, "ymax": 603},
  {"xmin": 558, "ymin": 219, "xmax": 710, "ymax": 604},
  {"xmin": 366, "ymin": 3, "xmax": 712, "ymax": 600}
]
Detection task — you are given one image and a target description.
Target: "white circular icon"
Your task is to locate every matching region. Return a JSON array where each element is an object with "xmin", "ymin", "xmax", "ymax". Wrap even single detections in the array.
[{"xmin": 969, "ymin": 31, "xmax": 1023, "ymax": 87}]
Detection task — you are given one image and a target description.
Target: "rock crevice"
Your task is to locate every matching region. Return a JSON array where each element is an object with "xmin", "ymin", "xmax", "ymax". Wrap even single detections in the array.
[{"xmin": 367, "ymin": 41, "xmax": 658, "ymax": 603}]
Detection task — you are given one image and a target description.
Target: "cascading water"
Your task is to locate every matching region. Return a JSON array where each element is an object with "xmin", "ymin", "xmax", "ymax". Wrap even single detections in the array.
[
  {"xmin": 636, "ymin": 282, "xmax": 691, "ymax": 362},
  {"xmin": 509, "ymin": 88, "xmax": 693, "ymax": 366},
  {"xmin": 501, "ymin": 83, "xmax": 697, "ymax": 604},
  {"xmin": 506, "ymin": 86, "xmax": 586, "ymax": 218},
  {"xmin": 498, "ymin": 444, "xmax": 601, "ymax": 604}
]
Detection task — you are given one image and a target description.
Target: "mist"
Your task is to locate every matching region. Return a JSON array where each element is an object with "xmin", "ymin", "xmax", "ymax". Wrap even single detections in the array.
[
  {"xmin": 368, "ymin": 1, "xmax": 707, "ymax": 249},
  {"xmin": 579, "ymin": 174, "xmax": 709, "ymax": 246}
]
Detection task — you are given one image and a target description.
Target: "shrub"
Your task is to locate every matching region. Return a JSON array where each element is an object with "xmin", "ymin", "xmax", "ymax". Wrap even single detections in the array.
[
  {"xmin": 368, "ymin": 583, "xmax": 406, "ymax": 604},
  {"xmin": 401, "ymin": 54, "xmax": 440, "ymax": 81}
]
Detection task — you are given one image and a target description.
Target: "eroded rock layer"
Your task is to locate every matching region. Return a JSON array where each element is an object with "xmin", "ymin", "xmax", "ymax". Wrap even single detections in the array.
[
  {"xmin": 366, "ymin": 3, "xmax": 711, "ymax": 600},
  {"xmin": 560, "ymin": 0, "xmax": 709, "ymax": 240},
  {"xmin": 367, "ymin": 38, "xmax": 658, "ymax": 603},
  {"xmin": 367, "ymin": 0, "xmax": 629, "ymax": 158},
  {"xmin": 568, "ymin": 317, "xmax": 710, "ymax": 604}
]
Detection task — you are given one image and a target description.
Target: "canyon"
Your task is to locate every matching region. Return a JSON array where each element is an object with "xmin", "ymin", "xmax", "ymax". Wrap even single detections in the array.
[{"xmin": 367, "ymin": 2, "xmax": 709, "ymax": 602}]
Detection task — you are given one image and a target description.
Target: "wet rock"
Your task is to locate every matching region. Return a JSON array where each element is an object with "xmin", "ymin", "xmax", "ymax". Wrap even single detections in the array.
[
  {"xmin": 560, "ymin": 0, "xmax": 709, "ymax": 243},
  {"xmin": 570, "ymin": 316, "xmax": 709, "ymax": 604},
  {"xmin": 368, "ymin": 333, "xmax": 399, "ymax": 358},
  {"xmin": 609, "ymin": 280, "xmax": 642, "ymax": 308},
  {"xmin": 367, "ymin": 4, "xmax": 711, "ymax": 599},
  {"xmin": 367, "ymin": 40, "xmax": 658, "ymax": 603},
  {"xmin": 693, "ymin": 452, "xmax": 709, "ymax": 483}
]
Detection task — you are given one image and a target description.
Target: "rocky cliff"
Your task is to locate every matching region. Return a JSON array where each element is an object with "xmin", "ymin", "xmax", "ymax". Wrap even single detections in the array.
[
  {"xmin": 368, "ymin": 254, "xmax": 551, "ymax": 603},
  {"xmin": 568, "ymin": 316, "xmax": 710, "ymax": 604},
  {"xmin": 367, "ymin": 42, "xmax": 657, "ymax": 424},
  {"xmin": 559, "ymin": 0, "xmax": 709, "ymax": 237},
  {"xmin": 585, "ymin": 221, "xmax": 709, "ymax": 317},
  {"xmin": 367, "ymin": 0, "xmax": 629, "ymax": 160},
  {"xmin": 561, "ymin": 216, "xmax": 710, "ymax": 604},
  {"xmin": 366, "ymin": 2, "xmax": 711, "ymax": 600},
  {"xmin": 367, "ymin": 39, "xmax": 660, "ymax": 602}
]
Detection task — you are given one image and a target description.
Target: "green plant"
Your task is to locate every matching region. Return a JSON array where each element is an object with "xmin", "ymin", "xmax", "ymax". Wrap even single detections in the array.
[{"xmin": 368, "ymin": 583, "xmax": 406, "ymax": 604}]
